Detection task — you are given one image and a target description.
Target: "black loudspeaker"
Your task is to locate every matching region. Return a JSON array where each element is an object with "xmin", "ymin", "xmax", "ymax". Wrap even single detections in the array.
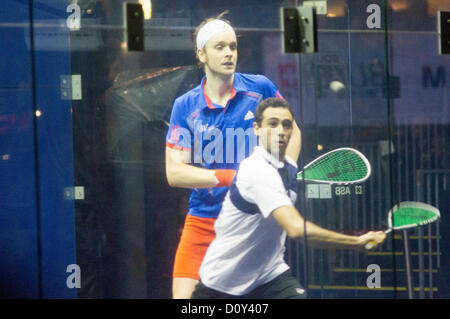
[
  {"xmin": 282, "ymin": 6, "xmax": 317, "ymax": 54},
  {"xmin": 124, "ymin": 3, "xmax": 144, "ymax": 52},
  {"xmin": 438, "ymin": 11, "xmax": 450, "ymax": 55}
]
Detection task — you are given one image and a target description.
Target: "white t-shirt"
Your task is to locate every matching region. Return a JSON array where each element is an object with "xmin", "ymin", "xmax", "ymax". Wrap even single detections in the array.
[{"xmin": 199, "ymin": 146, "xmax": 298, "ymax": 296}]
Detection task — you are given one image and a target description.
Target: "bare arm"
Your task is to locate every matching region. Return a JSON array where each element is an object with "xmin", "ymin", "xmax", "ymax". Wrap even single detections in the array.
[
  {"xmin": 165, "ymin": 146, "xmax": 217, "ymax": 188},
  {"xmin": 285, "ymin": 120, "xmax": 301, "ymax": 162},
  {"xmin": 272, "ymin": 205, "xmax": 386, "ymax": 249}
]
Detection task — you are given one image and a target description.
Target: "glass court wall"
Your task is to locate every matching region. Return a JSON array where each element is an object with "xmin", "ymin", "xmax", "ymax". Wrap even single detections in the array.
[{"xmin": 0, "ymin": 0, "xmax": 449, "ymax": 298}]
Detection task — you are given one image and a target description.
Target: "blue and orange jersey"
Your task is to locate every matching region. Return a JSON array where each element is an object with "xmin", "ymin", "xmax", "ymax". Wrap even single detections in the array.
[{"xmin": 166, "ymin": 72, "xmax": 284, "ymax": 218}]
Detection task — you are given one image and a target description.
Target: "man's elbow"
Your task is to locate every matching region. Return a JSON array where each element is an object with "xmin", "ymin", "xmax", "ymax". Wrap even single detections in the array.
[
  {"xmin": 165, "ymin": 164, "xmax": 178, "ymax": 188},
  {"xmin": 166, "ymin": 174, "xmax": 176, "ymax": 187},
  {"xmin": 285, "ymin": 222, "xmax": 305, "ymax": 240}
]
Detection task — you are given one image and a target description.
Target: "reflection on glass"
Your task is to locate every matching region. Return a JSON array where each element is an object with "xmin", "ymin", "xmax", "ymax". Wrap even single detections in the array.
[{"xmin": 1, "ymin": 0, "xmax": 449, "ymax": 300}]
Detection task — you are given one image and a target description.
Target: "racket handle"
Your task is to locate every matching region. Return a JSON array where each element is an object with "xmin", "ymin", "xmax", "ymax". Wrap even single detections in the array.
[{"xmin": 365, "ymin": 229, "xmax": 392, "ymax": 250}]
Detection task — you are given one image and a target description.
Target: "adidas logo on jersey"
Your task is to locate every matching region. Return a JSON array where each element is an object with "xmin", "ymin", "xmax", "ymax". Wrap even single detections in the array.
[{"xmin": 244, "ymin": 110, "xmax": 254, "ymax": 120}]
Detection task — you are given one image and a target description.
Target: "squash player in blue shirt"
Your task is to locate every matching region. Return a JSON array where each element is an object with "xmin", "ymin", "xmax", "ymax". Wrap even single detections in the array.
[{"xmin": 165, "ymin": 13, "xmax": 301, "ymax": 299}]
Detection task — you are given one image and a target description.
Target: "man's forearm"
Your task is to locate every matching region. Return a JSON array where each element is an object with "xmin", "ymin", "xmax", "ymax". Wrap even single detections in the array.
[
  {"xmin": 285, "ymin": 121, "xmax": 301, "ymax": 162},
  {"xmin": 165, "ymin": 146, "xmax": 236, "ymax": 189},
  {"xmin": 300, "ymin": 221, "xmax": 360, "ymax": 249},
  {"xmin": 166, "ymin": 161, "xmax": 217, "ymax": 188}
]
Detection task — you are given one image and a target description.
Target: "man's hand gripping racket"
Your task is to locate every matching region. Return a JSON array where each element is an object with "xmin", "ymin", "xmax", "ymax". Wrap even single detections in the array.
[{"xmin": 359, "ymin": 231, "xmax": 387, "ymax": 250}]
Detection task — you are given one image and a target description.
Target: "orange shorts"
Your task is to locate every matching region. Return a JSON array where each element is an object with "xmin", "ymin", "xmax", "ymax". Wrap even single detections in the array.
[{"xmin": 173, "ymin": 214, "xmax": 216, "ymax": 280}]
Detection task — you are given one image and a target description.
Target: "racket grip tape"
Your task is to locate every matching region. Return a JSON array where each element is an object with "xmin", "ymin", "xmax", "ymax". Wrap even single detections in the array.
[{"xmin": 365, "ymin": 229, "xmax": 391, "ymax": 250}]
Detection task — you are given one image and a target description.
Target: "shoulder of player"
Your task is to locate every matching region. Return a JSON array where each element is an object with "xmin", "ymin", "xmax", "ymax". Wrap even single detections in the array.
[
  {"xmin": 172, "ymin": 84, "xmax": 203, "ymax": 111},
  {"xmin": 284, "ymin": 155, "xmax": 298, "ymax": 169},
  {"xmin": 238, "ymin": 153, "xmax": 279, "ymax": 182},
  {"xmin": 235, "ymin": 73, "xmax": 275, "ymax": 91}
]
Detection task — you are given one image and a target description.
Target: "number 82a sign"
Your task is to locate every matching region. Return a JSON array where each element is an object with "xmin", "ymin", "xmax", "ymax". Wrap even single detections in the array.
[{"xmin": 334, "ymin": 185, "xmax": 364, "ymax": 196}]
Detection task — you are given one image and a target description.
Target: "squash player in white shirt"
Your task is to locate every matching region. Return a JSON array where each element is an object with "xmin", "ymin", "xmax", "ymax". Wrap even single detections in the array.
[{"xmin": 191, "ymin": 97, "xmax": 386, "ymax": 299}]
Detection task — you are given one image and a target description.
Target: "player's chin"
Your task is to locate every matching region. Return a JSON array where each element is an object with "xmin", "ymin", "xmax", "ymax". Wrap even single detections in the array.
[
  {"xmin": 221, "ymin": 64, "xmax": 236, "ymax": 73},
  {"xmin": 221, "ymin": 69, "xmax": 236, "ymax": 75},
  {"xmin": 277, "ymin": 142, "xmax": 287, "ymax": 152},
  {"xmin": 271, "ymin": 144, "xmax": 287, "ymax": 159}
]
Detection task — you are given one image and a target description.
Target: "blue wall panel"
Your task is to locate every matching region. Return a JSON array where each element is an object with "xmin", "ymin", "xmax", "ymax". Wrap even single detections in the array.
[
  {"xmin": 0, "ymin": 1, "xmax": 39, "ymax": 298},
  {"xmin": 0, "ymin": 88, "xmax": 39, "ymax": 298},
  {"xmin": 32, "ymin": 0, "xmax": 77, "ymax": 298},
  {"xmin": 0, "ymin": 0, "xmax": 77, "ymax": 298}
]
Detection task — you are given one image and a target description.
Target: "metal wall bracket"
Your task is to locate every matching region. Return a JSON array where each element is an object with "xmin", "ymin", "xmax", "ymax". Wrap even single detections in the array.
[
  {"xmin": 303, "ymin": 0, "xmax": 327, "ymax": 15},
  {"xmin": 306, "ymin": 184, "xmax": 331, "ymax": 199},
  {"xmin": 282, "ymin": 6, "xmax": 318, "ymax": 54},
  {"xmin": 438, "ymin": 11, "xmax": 450, "ymax": 54},
  {"xmin": 124, "ymin": 3, "xmax": 144, "ymax": 51},
  {"xmin": 64, "ymin": 186, "xmax": 85, "ymax": 200},
  {"xmin": 60, "ymin": 74, "xmax": 82, "ymax": 100}
]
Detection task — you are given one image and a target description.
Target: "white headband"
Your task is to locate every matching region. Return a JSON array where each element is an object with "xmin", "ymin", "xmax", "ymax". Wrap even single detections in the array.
[{"xmin": 196, "ymin": 19, "xmax": 235, "ymax": 50}]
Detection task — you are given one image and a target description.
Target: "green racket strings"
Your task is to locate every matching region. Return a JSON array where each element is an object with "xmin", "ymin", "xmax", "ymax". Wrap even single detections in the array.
[
  {"xmin": 298, "ymin": 149, "xmax": 368, "ymax": 182},
  {"xmin": 391, "ymin": 207, "xmax": 439, "ymax": 228}
]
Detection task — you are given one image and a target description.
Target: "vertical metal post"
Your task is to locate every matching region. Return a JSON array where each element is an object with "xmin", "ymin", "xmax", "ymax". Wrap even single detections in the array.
[
  {"xmin": 403, "ymin": 229, "xmax": 414, "ymax": 299},
  {"xmin": 418, "ymin": 226, "xmax": 424, "ymax": 299},
  {"xmin": 428, "ymin": 223, "xmax": 433, "ymax": 298},
  {"xmin": 438, "ymin": 175, "xmax": 446, "ymax": 269}
]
